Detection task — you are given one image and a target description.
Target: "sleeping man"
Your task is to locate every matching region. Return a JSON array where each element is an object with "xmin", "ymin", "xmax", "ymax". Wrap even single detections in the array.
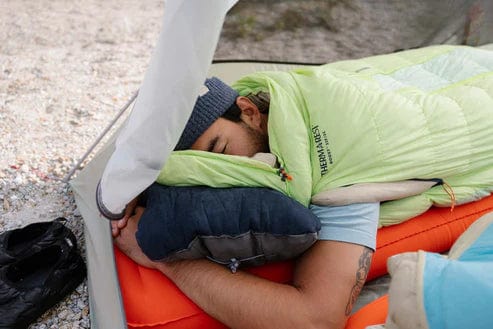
[{"xmin": 113, "ymin": 45, "xmax": 493, "ymax": 329}]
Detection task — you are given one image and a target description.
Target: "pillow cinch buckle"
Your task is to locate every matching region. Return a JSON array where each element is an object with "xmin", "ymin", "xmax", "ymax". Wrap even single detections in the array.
[{"xmin": 207, "ymin": 255, "xmax": 266, "ymax": 273}]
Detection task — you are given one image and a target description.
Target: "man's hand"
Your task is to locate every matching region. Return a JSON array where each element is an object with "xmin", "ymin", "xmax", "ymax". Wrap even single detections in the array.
[
  {"xmin": 111, "ymin": 196, "xmax": 139, "ymax": 237},
  {"xmin": 113, "ymin": 206, "xmax": 157, "ymax": 269}
]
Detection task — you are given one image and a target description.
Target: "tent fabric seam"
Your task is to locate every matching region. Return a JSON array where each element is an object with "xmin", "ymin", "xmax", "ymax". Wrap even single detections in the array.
[{"xmin": 127, "ymin": 312, "xmax": 204, "ymax": 328}]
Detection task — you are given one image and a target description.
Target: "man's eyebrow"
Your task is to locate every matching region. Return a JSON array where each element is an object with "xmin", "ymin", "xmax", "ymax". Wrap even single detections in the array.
[{"xmin": 207, "ymin": 136, "xmax": 219, "ymax": 152}]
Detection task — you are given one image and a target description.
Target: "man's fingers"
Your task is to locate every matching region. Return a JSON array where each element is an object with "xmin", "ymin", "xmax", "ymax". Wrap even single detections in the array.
[
  {"xmin": 112, "ymin": 205, "xmax": 145, "ymax": 239},
  {"xmin": 118, "ymin": 197, "xmax": 140, "ymax": 230},
  {"xmin": 117, "ymin": 217, "xmax": 128, "ymax": 229},
  {"xmin": 111, "ymin": 221, "xmax": 120, "ymax": 237}
]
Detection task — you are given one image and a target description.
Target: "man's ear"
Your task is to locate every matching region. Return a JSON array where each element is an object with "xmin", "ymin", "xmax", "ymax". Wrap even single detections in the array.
[{"xmin": 236, "ymin": 96, "xmax": 262, "ymax": 129}]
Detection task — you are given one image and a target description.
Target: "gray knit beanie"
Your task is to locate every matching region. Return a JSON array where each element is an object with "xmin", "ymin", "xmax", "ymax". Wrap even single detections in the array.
[{"xmin": 175, "ymin": 77, "xmax": 239, "ymax": 150}]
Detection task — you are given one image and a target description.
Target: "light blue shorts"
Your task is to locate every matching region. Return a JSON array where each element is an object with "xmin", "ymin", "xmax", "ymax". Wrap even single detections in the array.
[{"xmin": 309, "ymin": 203, "xmax": 379, "ymax": 250}]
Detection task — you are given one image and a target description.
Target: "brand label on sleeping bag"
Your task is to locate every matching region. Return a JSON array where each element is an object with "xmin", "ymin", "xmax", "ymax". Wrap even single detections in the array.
[{"xmin": 311, "ymin": 125, "xmax": 333, "ymax": 176}]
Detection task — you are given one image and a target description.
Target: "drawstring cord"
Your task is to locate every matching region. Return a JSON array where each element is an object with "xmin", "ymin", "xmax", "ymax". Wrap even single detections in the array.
[
  {"xmin": 442, "ymin": 181, "xmax": 456, "ymax": 212},
  {"xmin": 207, "ymin": 254, "xmax": 266, "ymax": 273}
]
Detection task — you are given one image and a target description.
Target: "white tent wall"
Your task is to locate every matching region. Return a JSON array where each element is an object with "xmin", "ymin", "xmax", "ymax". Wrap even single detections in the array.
[
  {"xmin": 97, "ymin": 0, "xmax": 237, "ymax": 218},
  {"xmin": 71, "ymin": 135, "xmax": 125, "ymax": 328}
]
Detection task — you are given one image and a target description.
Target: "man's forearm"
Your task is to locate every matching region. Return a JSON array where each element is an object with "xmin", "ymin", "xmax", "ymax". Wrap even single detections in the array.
[
  {"xmin": 155, "ymin": 241, "xmax": 371, "ymax": 329},
  {"xmin": 157, "ymin": 259, "xmax": 330, "ymax": 329}
]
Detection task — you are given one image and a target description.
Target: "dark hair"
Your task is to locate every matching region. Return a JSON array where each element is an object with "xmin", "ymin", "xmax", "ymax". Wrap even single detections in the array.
[{"xmin": 221, "ymin": 92, "xmax": 270, "ymax": 122}]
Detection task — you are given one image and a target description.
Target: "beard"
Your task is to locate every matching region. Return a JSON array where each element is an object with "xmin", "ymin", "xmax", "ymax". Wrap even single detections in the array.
[{"xmin": 242, "ymin": 122, "xmax": 270, "ymax": 155}]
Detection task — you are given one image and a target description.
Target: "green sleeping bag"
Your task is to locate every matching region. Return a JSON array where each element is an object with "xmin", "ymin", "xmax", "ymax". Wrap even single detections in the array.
[{"xmin": 158, "ymin": 45, "xmax": 493, "ymax": 226}]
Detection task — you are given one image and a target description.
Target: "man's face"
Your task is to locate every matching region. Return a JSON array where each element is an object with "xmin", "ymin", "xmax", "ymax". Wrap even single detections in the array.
[{"xmin": 190, "ymin": 117, "xmax": 269, "ymax": 157}]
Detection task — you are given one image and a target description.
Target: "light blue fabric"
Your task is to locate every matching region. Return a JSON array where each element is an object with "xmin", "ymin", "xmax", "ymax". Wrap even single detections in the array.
[
  {"xmin": 309, "ymin": 203, "xmax": 379, "ymax": 250},
  {"xmin": 457, "ymin": 224, "xmax": 493, "ymax": 262},
  {"xmin": 423, "ymin": 223, "xmax": 493, "ymax": 329},
  {"xmin": 373, "ymin": 48, "xmax": 493, "ymax": 92}
]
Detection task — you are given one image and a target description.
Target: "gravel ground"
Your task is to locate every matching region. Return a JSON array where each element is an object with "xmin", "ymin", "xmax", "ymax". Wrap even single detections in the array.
[
  {"xmin": 1, "ymin": 1, "xmax": 162, "ymax": 327},
  {"xmin": 0, "ymin": 1, "xmax": 475, "ymax": 328}
]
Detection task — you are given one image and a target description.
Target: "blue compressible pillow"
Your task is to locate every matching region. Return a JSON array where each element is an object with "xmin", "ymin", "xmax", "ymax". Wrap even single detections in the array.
[{"xmin": 136, "ymin": 183, "xmax": 321, "ymax": 270}]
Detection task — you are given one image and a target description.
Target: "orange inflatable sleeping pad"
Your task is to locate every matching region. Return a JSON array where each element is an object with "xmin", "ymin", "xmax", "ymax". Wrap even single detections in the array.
[{"xmin": 115, "ymin": 194, "xmax": 493, "ymax": 329}]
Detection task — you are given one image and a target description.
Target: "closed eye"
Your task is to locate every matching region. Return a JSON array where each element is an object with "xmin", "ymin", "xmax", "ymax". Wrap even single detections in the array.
[{"xmin": 207, "ymin": 136, "xmax": 219, "ymax": 153}]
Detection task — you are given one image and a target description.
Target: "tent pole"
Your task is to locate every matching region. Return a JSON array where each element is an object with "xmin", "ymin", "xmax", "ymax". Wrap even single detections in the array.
[{"xmin": 63, "ymin": 90, "xmax": 139, "ymax": 183}]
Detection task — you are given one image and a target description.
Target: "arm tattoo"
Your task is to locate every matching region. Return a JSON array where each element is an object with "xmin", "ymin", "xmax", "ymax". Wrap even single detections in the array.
[{"xmin": 345, "ymin": 247, "xmax": 373, "ymax": 315}]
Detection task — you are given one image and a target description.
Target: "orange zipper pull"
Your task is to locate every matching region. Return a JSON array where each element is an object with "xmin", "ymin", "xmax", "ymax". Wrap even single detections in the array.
[{"xmin": 278, "ymin": 167, "xmax": 293, "ymax": 182}]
